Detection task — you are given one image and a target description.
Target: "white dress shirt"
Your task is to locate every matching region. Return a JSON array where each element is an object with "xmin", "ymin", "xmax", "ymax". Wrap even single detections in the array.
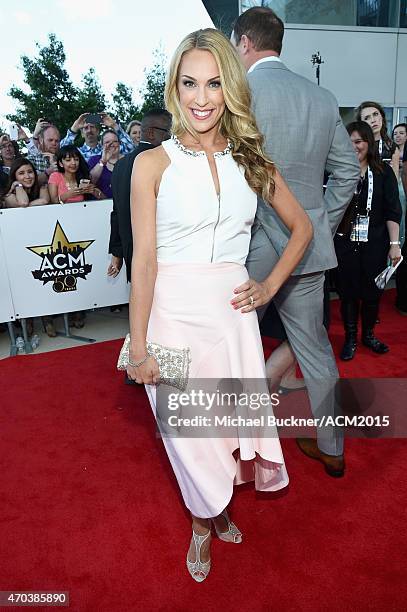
[{"xmin": 248, "ymin": 56, "xmax": 282, "ymax": 74}]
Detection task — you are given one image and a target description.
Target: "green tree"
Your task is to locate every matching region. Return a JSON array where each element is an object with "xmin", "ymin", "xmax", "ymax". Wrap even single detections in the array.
[
  {"xmin": 76, "ymin": 68, "xmax": 107, "ymax": 115},
  {"xmin": 7, "ymin": 34, "xmax": 79, "ymax": 131},
  {"xmin": 6, "ymin": 34, "xmax": 108, "ymax": 133},
  {"xmin": 140, "ymin": 45, "xmax": 167, "ymax": 114},
  {"xmin": 112, "ymin": 82, "xmax": 141, "ymax": 126}
]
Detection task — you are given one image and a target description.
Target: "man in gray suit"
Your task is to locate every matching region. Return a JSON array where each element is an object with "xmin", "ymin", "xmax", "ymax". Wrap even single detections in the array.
[{"xmin": 232, "ymin": 7, "xmax": 359, "ymax": 476}]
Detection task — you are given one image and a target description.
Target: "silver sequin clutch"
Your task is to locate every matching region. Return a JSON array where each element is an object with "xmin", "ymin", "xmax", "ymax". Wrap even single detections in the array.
[{"xmin": 117, "ymin": 334, "xmax": 191, "ymax": 391}]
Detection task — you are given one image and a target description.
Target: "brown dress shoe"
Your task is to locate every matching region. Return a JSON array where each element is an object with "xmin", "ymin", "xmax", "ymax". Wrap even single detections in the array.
[{"xmin": 296, "ymin": 438, "xmax": 345, "ymax": 478}]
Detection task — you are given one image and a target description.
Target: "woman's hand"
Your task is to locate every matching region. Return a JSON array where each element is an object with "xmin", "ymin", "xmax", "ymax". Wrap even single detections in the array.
[
  {"xmin": 80, "ymin": 183, "xmax": 104, "ymax": 199},
  {"xmin": 126, "ymin": 355, "xmax": 160, "ymax": 385},
  {"xmin": 389, "ymin": 244, "xmax": 402, "ymax": 266},
  {"xmin": 100, "ymin": 113, "xmax": 117, "ymax": 130},
  {"xmin": 107, "ymin": 256, "xmax": 123, "ymax": 277},
  {"xmin": 33, "ymin": 118, "xmax": 51, "ymax": 138},
  {"xmin": 10, "ymin": 181, "xmax": 23, "ymax": 193},
  {"xmin": 231, "ymin": 278, "xmax": 277, "ymax": 313},
  {"xmin": 59, "ymin": 187, "xmax": 85, "ymax": 202},
  {"xmin": 43, "ymin": 153, "xmax": 58, "ymax": 175},
  {"xmin": 17, "ymin": 124, "xmax": 28, "ymax": 141},
  {"xmin": 101, "ymin": 143, "xmax": 115, "ymax": 165},
  {"xmin": 71, "ymin": 113, "xmax": 90, "ymax": 133}
]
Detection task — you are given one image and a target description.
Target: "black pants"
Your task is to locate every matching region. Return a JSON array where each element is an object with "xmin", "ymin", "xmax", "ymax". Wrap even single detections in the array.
[{"xmin": 334, "ymin": 236, "xmax": 388, "ymax": 332}]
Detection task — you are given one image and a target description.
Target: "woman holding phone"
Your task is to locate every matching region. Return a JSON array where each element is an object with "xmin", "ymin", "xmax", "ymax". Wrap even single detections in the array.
[
  {"xmin": 48, "ymin": 145, "xmax": 105, "ymax": 330},
  {"xmin": 48, "ymin": 145, "xmax": 105, "ymax": 203},
  {"xmin": 88, "ymin": 130, "xmax": 124, "ymax": 198}
]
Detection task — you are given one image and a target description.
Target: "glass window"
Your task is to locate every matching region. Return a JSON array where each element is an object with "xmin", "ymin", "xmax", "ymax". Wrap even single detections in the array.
[
  {"xmin": 383, "ymin": 107, "xmax": 395, "ymax": 131},
  {"xmin": 339, "ymin": 108, "xmax": 356, "ymax": 126},
  {"xmin": 241, "ymin": 1, "xmax": 356, "ymax": 25},
  {"xmin": 241, "ymin": 0, "xmax": 401, "ymax": 27},
  {"xmin": 396, "ymin": 108, "xmax": 407, "ymax": 125},
  {"xmin": 357, "ymin": 0, "xmax": 399, "ymax": 27},
  {"xmin": 400, "ymin": 0, "xmax": 407, "ymax": 27}
]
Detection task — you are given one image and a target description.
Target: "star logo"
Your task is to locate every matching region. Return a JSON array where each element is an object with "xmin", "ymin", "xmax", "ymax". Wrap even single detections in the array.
[
  {"xmin": 27, "ymin": 221, "xmax": 94, "ymax": 293},
  {"xmin": 27, "ymin": 221, "xmax": 94, "ymax": 257}
]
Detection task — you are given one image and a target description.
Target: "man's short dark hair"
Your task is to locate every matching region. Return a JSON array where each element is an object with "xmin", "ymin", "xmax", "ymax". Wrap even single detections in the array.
[
  {"xmin": 233, "ymin": 7, "xmax": 284, "ymax": 54},
  {"xmin": 141, "ymin": 108, "xmax": 172, "ymax": 129}
]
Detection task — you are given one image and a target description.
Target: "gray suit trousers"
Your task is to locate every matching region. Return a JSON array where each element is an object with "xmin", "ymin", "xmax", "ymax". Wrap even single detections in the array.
[{"xmin": 246, "ymin": 223, "xmax": 343, "ymax": 456}]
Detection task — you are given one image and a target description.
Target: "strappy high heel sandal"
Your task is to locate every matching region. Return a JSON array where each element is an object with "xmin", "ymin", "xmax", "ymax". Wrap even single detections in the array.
[
  {"xmin": 212, "ymin": 510, "xmax": 242, "ymax": 543},
  {"xmin": 186, "ymin": 529, "xmax": 211, "ymax": 583}
]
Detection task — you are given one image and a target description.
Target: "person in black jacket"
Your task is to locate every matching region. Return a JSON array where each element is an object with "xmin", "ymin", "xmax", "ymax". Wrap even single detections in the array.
[
  {"xmin": 108, "ymin": 109, "xmax": 172, "ymax": 281},
  {"xmin": 335, "ymin": 121, "xmax": 402, "ymax": 360}
]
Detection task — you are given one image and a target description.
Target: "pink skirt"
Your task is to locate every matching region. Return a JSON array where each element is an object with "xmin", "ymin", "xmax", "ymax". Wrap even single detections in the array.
[{"xmin": 145, "ymin": 262, "xmax": 288, "ymax": 518}]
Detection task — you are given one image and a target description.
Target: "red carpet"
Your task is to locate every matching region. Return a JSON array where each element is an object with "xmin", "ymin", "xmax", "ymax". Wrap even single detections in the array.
[{"xmin": 0, "ymin": 290, "xmax": 406, "ymax": 611}]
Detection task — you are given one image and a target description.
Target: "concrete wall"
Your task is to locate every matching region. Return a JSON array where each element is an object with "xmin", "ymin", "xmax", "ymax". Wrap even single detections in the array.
[{"xmin": 281, "ymin": 25, "xmax": 406, "ymax": 108}]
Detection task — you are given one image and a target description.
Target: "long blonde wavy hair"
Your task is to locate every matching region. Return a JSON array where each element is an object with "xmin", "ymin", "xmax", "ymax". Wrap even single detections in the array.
[{"xmin": 165, "ymin": 28, "xmax": 275, "ymax": 202}]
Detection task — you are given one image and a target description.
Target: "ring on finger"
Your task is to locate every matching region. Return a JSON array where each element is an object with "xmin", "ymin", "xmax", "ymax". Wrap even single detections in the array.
[{"xmin": 249, "ymin": 295, "xmax": 254, "ymax": 306}]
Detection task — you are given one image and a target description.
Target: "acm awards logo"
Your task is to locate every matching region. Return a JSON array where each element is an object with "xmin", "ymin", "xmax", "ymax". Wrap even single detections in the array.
[{"xmin": 27, "ymin": 221, "xmax": 94, "ymax": 293}]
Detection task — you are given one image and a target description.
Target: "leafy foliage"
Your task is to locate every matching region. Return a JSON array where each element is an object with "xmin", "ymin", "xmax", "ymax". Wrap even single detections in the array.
[
  {"xmin": 76, "ymin": 68, "xmax": 107, "ymax": 115},
  {"xmin": 140, "ymin": 45, "xmax": 167, "ymax": 113},
  {"xmin": 112, "ymin": 82, "xmax": 142, "ymax": 127},
  {"xmin": 6, "ymin": 34, "xmax": 167, "ymax": 133},
  {"xmin": 7, "ymin": 34, "xmax": 80, "ymax": 131}
]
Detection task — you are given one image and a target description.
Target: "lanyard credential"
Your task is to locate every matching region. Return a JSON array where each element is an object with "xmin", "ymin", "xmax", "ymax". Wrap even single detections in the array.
[
  {"xmin": 350, "ymin": 166, "xmax": 373, "ymax": 242},
  {"xmin": 365, "ymin": 166, "xmax": 373, "ymax": 214}
]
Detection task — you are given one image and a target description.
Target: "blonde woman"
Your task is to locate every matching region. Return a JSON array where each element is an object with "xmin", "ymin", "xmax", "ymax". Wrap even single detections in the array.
[
  {"xmin": 126, "ymin": 119, "xmax": 141, "ymax": 145},
  {"xmin": 126, "ymin": 29, "xmax": 313, "ymax": 582}
]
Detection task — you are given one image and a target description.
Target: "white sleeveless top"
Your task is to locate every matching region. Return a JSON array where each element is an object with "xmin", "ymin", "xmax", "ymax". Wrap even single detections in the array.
[{"xmin": 156, "ymin": 136, "xmax": 257, "ymax": 265}]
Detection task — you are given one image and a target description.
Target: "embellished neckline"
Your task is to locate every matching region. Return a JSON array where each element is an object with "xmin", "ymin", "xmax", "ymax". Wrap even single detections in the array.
[{"xmin": 171, "ymin": 134, "xmax": 232, "ymax": 158}]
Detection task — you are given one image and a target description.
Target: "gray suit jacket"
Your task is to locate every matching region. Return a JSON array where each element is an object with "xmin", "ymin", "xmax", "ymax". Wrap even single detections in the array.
[{"xmin": 248, "ymin": 61, "xmax": 359, "ymax": 274}]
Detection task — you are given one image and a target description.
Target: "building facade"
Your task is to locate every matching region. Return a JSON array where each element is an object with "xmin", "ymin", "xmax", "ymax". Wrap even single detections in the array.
[{"xmin": 202, "ymin": 0, "xmax": 407, "ymax": 126}]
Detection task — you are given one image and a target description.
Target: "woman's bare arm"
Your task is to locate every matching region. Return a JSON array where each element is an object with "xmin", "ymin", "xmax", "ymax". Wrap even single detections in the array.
[
  {"xmin": 4, "ymin": 184, "xmax": 29, "ymax": 208},
  {"xmin": 127, "ymin": 147, "xmax": 168, "ymax": 384},
  {"xmin": 233, "ymin": 169, "xmax": 313, "ymax": 312},
  {"xmin": 30, "ymin": 185, "xmax": 50, "ymax": 206}
]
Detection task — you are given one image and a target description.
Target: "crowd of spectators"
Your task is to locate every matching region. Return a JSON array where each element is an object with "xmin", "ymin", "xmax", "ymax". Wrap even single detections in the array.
[
  {"xmin": 0, "ymin": 100, "xmax": 406, "ymax": 344},
  {"xmin": 0, "ymin": 110, "xmax": 147, "ymax": 338}
]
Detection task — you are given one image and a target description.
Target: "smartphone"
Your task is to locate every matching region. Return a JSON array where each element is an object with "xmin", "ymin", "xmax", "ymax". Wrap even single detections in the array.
[
  {"xmin": 79, "ymin": 179, "xmax": 90, "ymax": 187},
  {"xmin": 8, "ymin": 123, "xmax": 19, "ymax": 140},
  {"xmin": 85, "ymin": 113, "xmax": 102, "ymax": 125}
]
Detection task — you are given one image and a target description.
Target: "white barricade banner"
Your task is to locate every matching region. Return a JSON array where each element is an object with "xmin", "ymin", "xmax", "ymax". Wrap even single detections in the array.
[
  {"xmin": 0, "ymin": 218, "xmax": 15, "ymax": 323},
  {"xmin": 0, "ymin": 201, "xmax": 130, "ymax": 319}
]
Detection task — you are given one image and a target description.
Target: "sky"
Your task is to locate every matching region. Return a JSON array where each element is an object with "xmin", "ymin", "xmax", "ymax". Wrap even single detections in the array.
[{"xmin": 0, "ymin": 0, "xmax": 213, "ymax": 129}]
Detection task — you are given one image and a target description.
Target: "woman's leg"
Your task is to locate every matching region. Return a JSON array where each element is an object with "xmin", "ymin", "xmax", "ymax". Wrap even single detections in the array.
[
  {"xmin": 340, "ymin": 298, "xmax": 359, "ymax": 361},
  {"xmin": 42, "ymin": 316, "xmax": 56, "ymax": 337},
  {"xmin": 280, "ymin": 358, "xmax": 305, "ymax": 389},
  {"xmin": 211, "ymin": 508, "xmax": 242, "ymax": 543},
  {"xmin": 188, "ymin": 516, "xmax": 211, "ymax": 564},
  {"xmin": 265, "ymin": 340, "xmax": 303, "ymax": 390},
  {"xmin": 187, "ymin": 515, "xmax": 211, "ymax": 581},
  {"xmin": 360, "ymin": 244, "xmax": 389, "ymax": 353},
  {"xmin": 361, "ymin": 298, "xmax": 389, "ymax": 353}
]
